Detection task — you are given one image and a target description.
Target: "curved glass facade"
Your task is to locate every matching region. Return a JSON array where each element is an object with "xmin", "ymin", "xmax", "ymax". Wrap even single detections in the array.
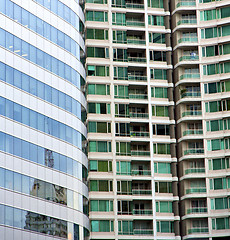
[{"xmin": 0, "ymin": 0, "xmax": 89, "ymax": 239}]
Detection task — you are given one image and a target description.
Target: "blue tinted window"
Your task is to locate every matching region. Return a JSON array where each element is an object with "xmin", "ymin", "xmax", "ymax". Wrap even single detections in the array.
[
  {"xmin": 5, "ymin": 170, "xmax": 13, "ymax": 190},
  {"xmin": 0, "ymin": 62, "xmax": 5, "ymax": 81},
  {"xmin": 14, "ymin": 137, "xmax": 22, "ymax": 156},
  {"xmin": 21, "ymin": 73, "xmax": 30, "ymax": 92},
  {"xmin": 6, "ymin": 32, "xmax": 13, "ymax": 51},
  {"xmin": 22, "ymin": 41, "xmax": 29, "ymax": 59},
  {"xmin": 14, "ymin": 4, "xmax": 21, "ymax": 23},
  {"xmin": 0, "ymin": 0, "xmax": 6, "ymax": 14},
  {"xmin": 51, "ymin": 0, "xmax": 58, "ymax": 13},
  {"xmin": 21, "ymin": 8, "xmax": 29, "ymax": 27},
  {"xmin": 13, "ymin": 103, "xmax": 22, "ymax": 122},
  {"xmin": 6, "ymin": 1, "xmax": 13, "ymax": 18},
  {"xmin": 36, "ymin": 17, "xmax": 44, "ymax": 35},
  {"xmin": 22, "ymin": 175, "xmax": 30, "ymax": 194},
  {"xmin": 44, "ymin": 0, "xmax": 51, "ymax": 10},
  {"xmin": 21, "ymin": 107, "xmax": 30, "ymax": 125},
  {"xmin": 14, "ymin": 208, "xmax": 22, "ymax": 228},
  {"xmin": 0, "ymin": 168, "xmax": 5, "ymax": 188},
  {"xmin": 5, "ymin": 99, "xmax": 13, "ymax": 118},
  {"xmin": 5, "ymin": 206, "xmax": 13, "ymax": 226},
  {"xmin": 14, "ymin": 172, "xmax": 22, "ymax": 192},
  {"xmin": 29, "ymin": 14, "xmax": 36, "ymax": 32},
  {"xmin": 0, "ymin": 97, "xmax": 5, "ymax": 116},
  {"xmin": 14, "ymin": 69, "xmax": 21, "ymax": 89},
  {"xmin": 0, "ymin": 28, "xmax": 6, "ymax": 47},
  {"xmin": 29, "ymin": 144, "xmax": 38, "ymax": 163},
  {"xmin": 22, "ymin": 140, "xmax": 30, "ymax": 160}
]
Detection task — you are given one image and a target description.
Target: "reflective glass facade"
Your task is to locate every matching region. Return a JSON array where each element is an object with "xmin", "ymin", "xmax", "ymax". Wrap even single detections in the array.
[{"xmin": 0, "ymin": 0, "xmax": 89, "ymax": 239}]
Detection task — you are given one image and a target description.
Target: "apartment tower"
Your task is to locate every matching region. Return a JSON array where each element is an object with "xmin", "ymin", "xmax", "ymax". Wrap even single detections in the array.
[
  {"xmin": 86, "ymin": 0, "xmax": 180, "ymax": 239},
  {"xmin": 0, "ymin": 0, "xmax": 89, "ymax": 239}
]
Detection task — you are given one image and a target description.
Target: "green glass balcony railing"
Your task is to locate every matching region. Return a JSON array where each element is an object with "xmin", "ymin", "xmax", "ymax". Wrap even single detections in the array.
[
  {"xmin": 128, "ymin": 75, "xmax": 147, "ymax": 81},
  {"xmin": 186, "ymin": 188, "xmax": 206, "ymax": 194},
  {"xmin": 177, "ymin": 1, "xmax": 196, "ymax": 7},
  {"xmin": 128, "ymin": 57, "xmax": 146, "ymax": 62},
  {"xmin": 133, "ymin": 209, "xmax": 153, "ymax": 215},
  {"xmin": 129, "ymin": 94, "xmax": 147, "ymax": 99},
  {"xmin": 180, "ymin": 73, "xmax": 200, "ymax": 80},
  {"xmin": 182, "ymin": 110, "xmax": 202, "ymax": 117},
  {"xmin": 119, "ymin": 229, "xmax": 154, "ymax": 235},
  {"xmin": 177, "ymin": 19, "xmax": 197, "ymax": 25},
  {"xmin": 132, "ymin": 189, "xmax": 152, "ymax": 195},
  {"xmin": 181, "ymin": 92, "xmax": 201, "ymax": 98},
  {"xmin": 131, "ymin": 150, "xmax": 150, "ymax": 156},
  {"xmin": 129, "ymin": 112, "xmax": 149, "ymax": 118},
  {"xmin": 185, "ymin": 168, "xmax": 205, "ymax": 174},
  {"xmin": 183, "ymin": 129, "xmax": 203, "ymax": 136},
  {"xmin": 188, "ymin": 227, "xmax": 209, "ymax": 234},
  {"xmin": 187, "ymin": 207, "xmax": 207, "ymax": 214},
  {"xmin": 112, "ymin": 21, "xmax": 126, "ymax": 26},
  {"xmin": 131, "ymin": 169, "xmax": 151, "ymax": 175},
  {"xmin": 127, "ymin": 39, "xmax": 146, "ymax": 45},
  {"xmin": 184, "ymin": 148, "xmax": 204, "ymax": 155},
  {"xmin": 126, "ymin": 21, "xmax": 145, "ymax": 27},
  {"xmin": 178, "ymin": 37, "xmax": 198, "ymax": 43},
  {"xmin": 130, "ymin": 131, "xmax": 149, "ymax": 137},
  {"xmin": 126, "ymin": 3, "xmax": 144, "ymax": 8},
  {"xmin": 179, "ymin": 55, "xmax": 199, "ymax": 61},
  {"xmin": 115, "ymin": 114, "xmax": 129, "ymax": 118}
]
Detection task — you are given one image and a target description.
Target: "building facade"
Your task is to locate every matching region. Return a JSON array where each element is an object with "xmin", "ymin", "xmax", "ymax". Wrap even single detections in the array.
[
  {"xmin": 0, "ymin": 0, "xmax": 89, "ymax": 239},
  {"xmin": 86, "ymin": 0, "xmax": 230, "ymax": 240},
  {"xmin": 85, "ymin": 0, "xmax": 180, "ymax": 239}
]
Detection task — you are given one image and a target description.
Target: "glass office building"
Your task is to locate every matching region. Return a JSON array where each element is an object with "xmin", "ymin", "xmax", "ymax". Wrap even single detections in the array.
[{"xmin": 0, "ymin": 0, "xmax": 89, "ymax": 239}]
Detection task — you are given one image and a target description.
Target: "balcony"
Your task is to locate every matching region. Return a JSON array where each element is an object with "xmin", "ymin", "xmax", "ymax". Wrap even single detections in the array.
[
  {"xmin": 129, "ymin": 94, "xmax": 147, "ymax": 99},
  {"xmin": 126, "ymin": 21, "xmax": 145, "ymax": 27},
  {"xmin": 132, "ymin": 189, "xmax": 152, "ymax": 195},
  {"xmin": 127, "ymin": 39, "xmax": 146, "ymax": 45},
  {"xmin": 130, "ymin": 131, "xmax": 149, "ymax": 137},
  {"xmin": 177, "ymin": 1, "xmax": 196, "ymax": 7},
  {"xmin": 132, "ymin": 169, "xmax": 151, "ymax": 176},
  {"xmin": 129, "ymin": 112, "xmax": 149, "ymax": 118},
  {"xmin": 126, "ymin": 3, "xmax": 144, "ymax": 9},
  {"xmin": 185, "ymin": 168, "xmax": 205, "ymax": 174},
  {"xmin": 180, "ymin": 73, "xmax": 200, "ymax": 80},
  {"xmin": 128, "ymin": 75, "xmax": 147, "ymax": 81},
  {"xmin": 177, "ymin": 19, "xmax": 197, "ymax": 25},
  {"xmin": 119, "ymin": 229, "xmax": 154, "ymax": 235},
  {"xmin": 128, "ymin": 56, "xmax": 146, "ymax": 62},
  {"xmin": 182, "ymin": 110, "xmax": 202, "ymax": 117},
  {"xmin": 133, "ymin": 209, "xmax": 153, "ymax": 215},
  {"xmin": 184, "ymin": 148, "xmax": 204, "ymax": 155},
  {"xmin": 131, "ymin": 150, "xmax": 150, "ymax": 156},
  {"xmin": 186, "ymin": 187, "xmax": 206, "ymax": 194},
  {"xmin": 187, "ymin": 207, "xmax": 207, "ymax": 214},
  {"xmin": 179, "ymin": 55, "xmax": 199, "ymax": 62},
  {"xmin": 183, "ymin": 129, "xmax": 203, "ymax": 136},
  {"xmin": 178, "ymin": 37, "xmax": 198, "ymax": 44},
  {"xmin": 181, "ymin": 91, "xmax": 201, "ymax": 98},
  {"xmin": 188, "ymin": 227, "xmax": 209, "ymax": 234}
]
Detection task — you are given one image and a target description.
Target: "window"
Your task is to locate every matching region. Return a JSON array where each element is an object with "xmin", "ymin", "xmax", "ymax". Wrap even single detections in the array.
[
  {"xmin": 212, "ymin": 218, "xmax": 230, "ymax": 230},
  {"xmin": 115, "ymin": 123, "xmax": 130, "ymax": 136},
  {"xmin": 91, "ymin": 220, "xmax": 114, "ymax": 232},
  {"xmin": 207, "ymin": 139, "xmax": 226, "ymax": 151},
  {"xmin": 112, "ymin": 13, "xmax": 126, "ymax": 25},
  {"xmin": 211, "ymin": 197, "xmax": 228, "ymax": 210},
  {"xmin": 86, "ymin": 11, "xmax": 108, "ymax": 22},
  {"xmin": 148, "ymin": 15, "xmax": 164, "ymax": 26},
  {"xmin": 114, "ymin": 67, "xmax": 128, "ymax": 80},
  {"xmin": 117, "ymin": 181, "xmax": 132, "ymax": 195},
  {"xmin": 209, "ymin": 158, "xmax": 230, "ymax": 170},
  {"xmin": 115, "ymin": 104, "xmax": 129, "ymax": 117},
  {"xmin": 155, "ymin": 182, "xmax": 172, "ymax": 193},
  {"xmin": 113, "ymin": 30, "xmax": 126, "ymax": 43},
  {"xmin": 114, "ymin": 85, "xmax": 129, "ymax": 98},
  {"xmin": 154, "ymin": 162, "xmax": 171, "ymax": 174},
  {"xmin": 118, "ymin": 221, "xmax": 133, "ymax": 234},
  {"xmin": 90, "ymin": 200, "xmax": 113, "ymax": 212},
  {"xmin": 87, "ymin": 65, "xmax": 109, "ymax": 77},
  {"xmin": 151, "ymin": 87, "xmax": 167, "ymax": 98},
  {"xmin": 157, "ymin": 221, "xmax": 174, "ymax": 233},
  {"xmin": 113, "ymin": 48, "xmax": 127, "ymax": 61},
  {"xmin": 149, "ymin": 33, "xmax": 165, "ymax": 43},
  {"xmin": 206, "ymin": 119, "xmax": 225, "ymax": 132},
  {"xmin": 152, "ymin": 105, "xmax": 168, "ymax": 117},
  {"xmin": 204, "ymin": 82, "xmax": 222, "ymax": 94},
  {"xmin": 202, "ymin": 45, "xmax": 219, "ymax": 57},
  {"xmin": 86, "ymin": 0, "xmax": 107, "ymax": 4},
  {"xmin": 116, "ymin": 142, "xmax": 131, "ymax": 155},
  {"xmin": 210, "ymin": 177, "xmax": 230, "ymax": 190},
  {"xmin": 88, "ymin": 84, "xmax": 110, "ymax": 95},
  {"xmin": 150, "ymin": 69, "xmax": 167, "ymax": 80},
  {"xmin": 156, "ymin": 201, "xmax": 172, "ymax": 213},
  {"xmin": 153, "ymin": 143, "xmax": 170, "ymax": 154},
  {"xmin": 153, "ymin": 124, "xmax": 169, "ymax": 135},
  {"xmin": 87, "ymin": 47, "xmax": 109, "ymax": 58},
  {"xmin": 201, "ymin": 27, "xmax": 217, "ymax": 39},
  {"xmin": 150, "ymin": 50, "xmax": 166, "ymax": 61},
  {"xmin": 116, "ymin": 161, "xmax": 131, "ymax": 175},
  {"xmin": 89, "ymin": 141, "xmax": 112, "ymax": 152},
  {"xmin": 90, "ymin": 180, "xmax": 113, "ymax": 192},
  {"xmin": 88, "ymin": 121, "xmax": 111, "ymax": 133},
  {"xmin": 148, "ymin": 0, "xmax": 163, "ymax": 8},
  {"xmin": 86, "ymin": 29, "xmax": 108, "ymax": 40},
  {"xmin": 88, "ymin": 103, "xmax": 111, "ymax": 114},
  {"xmin": 90, "ymin": 160, "xmax": 112, "ymax": 172}
]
